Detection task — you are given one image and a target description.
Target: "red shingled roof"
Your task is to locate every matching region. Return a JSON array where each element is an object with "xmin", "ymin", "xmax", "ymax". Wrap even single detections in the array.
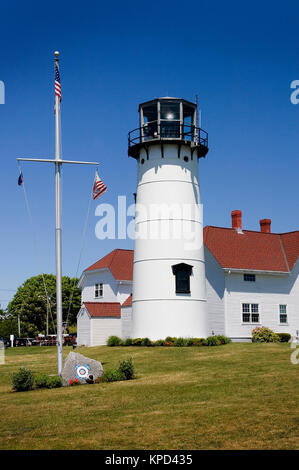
[
  {"xmin": 84, "ymin": 249, "xmax": 133, "ymax": 280},
  {"xmin": 122, "ymin": 294, "xmax": 132, "ymax": 307},
  {"xmin": 83, "ymin": 302, "xmax": 121, "ymax": 318},
  {"xmin": 280, "ymin": 232, "xmax": 299, "ymax": 270},
  {"xmin": 204, "ymin": 226, "xmax": 299, "ymax": 272}
]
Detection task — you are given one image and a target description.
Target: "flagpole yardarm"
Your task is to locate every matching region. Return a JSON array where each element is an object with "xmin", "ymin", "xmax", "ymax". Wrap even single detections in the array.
[{"xmin": 17, "ymin": 161, "xmax": 57, "ymax": 335}]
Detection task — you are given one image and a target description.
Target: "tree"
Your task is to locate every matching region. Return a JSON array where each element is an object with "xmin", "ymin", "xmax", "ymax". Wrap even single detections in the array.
[
  {"xmin": 7, "ymin": 274, "xmax": 81, "ymax": 336},
  {"xmin": 0, "ymin": 315, "xmax": 18, "ymax": 339}
]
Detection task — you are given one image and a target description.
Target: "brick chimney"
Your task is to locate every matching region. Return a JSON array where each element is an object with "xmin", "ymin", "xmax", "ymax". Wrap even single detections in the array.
[
  {"xmin": 260, "ymin": 219, "xmax": 271, "ymax": 233},
  {"xmin": 231, "ymin": 210, "xmax": 242, "ymax": 230}
]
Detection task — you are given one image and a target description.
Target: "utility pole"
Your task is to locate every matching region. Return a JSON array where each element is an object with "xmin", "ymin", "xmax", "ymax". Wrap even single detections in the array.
[
  {"xmin": 46, "ymin": 297, "xmax": 49, "ymax": 337},
  {"xmin": 17, "ymin": 52, "xmax": 98, "ymax": 375}
]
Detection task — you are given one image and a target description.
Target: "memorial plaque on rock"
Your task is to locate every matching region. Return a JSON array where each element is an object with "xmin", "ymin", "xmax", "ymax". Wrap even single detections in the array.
[{"xmin": 61, "ymin": 351, "xmax": 104, "ymax": 386}]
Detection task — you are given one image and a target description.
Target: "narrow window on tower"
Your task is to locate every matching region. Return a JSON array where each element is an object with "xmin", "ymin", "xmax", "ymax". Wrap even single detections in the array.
[{"xmin": 172, "ymin": 263, "xmax": 193, "ymax": 294}]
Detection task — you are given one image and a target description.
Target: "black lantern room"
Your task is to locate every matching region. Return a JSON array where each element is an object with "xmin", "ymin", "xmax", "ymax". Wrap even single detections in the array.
[{"xmin": 128, "ymin": 97, "xmax": 208, "ymax": 159}]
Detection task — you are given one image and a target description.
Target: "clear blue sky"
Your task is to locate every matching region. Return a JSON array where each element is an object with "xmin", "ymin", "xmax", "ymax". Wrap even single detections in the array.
[{"xmin": 0, "ymin": 0, "xmax": 299, "ymax": 308}]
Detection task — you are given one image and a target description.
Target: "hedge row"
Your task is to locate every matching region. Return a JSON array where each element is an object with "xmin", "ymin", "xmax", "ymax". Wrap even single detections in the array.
[
  {"xmin": 107, "ymin": 335, "xmax": 231, "ymax": 347},
  {"xmin": 12, "ymin": 368, "xmax": 62, "ymax": 392}
]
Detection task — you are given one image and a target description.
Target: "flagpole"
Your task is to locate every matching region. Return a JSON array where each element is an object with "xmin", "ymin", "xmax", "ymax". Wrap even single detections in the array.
[
  {"xmin": 17, "ymin": 51, "xmax": 99, "ymax": 377},
  {"xmin": 54, "ymin": 51, "xmax": 63, "ymax": 376}
]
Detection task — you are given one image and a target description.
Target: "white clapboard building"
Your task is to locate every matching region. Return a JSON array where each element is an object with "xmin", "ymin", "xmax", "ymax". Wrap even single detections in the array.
[
  {"xmin": 77, "ymin": 211, "xmax": 299, "ymax": 345},
  {"xmin": 77, "ymin": 250, "xmax": 133, "ymax": 346}
]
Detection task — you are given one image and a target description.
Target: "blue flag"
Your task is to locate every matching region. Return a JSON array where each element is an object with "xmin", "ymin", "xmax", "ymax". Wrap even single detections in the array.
[{"xmin": 18, "ymin": 172, "xmax": 23, "ymax": 186}]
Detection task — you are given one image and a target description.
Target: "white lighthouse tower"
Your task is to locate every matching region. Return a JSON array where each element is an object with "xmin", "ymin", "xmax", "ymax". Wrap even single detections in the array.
[{"xmin": 128, "ymin": 97, "xmax": 209, "ymax": 340}]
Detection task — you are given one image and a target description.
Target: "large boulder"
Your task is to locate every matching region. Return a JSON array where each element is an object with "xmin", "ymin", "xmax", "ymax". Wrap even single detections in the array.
[{"xmin": 61, "ymin": 351, "xmax": 104, "ymax": 386}]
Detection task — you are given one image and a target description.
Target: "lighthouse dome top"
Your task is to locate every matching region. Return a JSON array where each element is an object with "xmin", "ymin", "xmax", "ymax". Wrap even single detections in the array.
[
  {"xmin": 128, "ymin": 96, "xmax": 208, "ymax": 159},
  {"xmin": 138, "ymin": 96, "xmax": 196, "ymax": 111}
]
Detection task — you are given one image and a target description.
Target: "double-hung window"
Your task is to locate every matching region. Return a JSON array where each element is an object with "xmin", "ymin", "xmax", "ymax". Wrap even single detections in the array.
[
  {"xmin": 95, "ymin": 283, "xmax": 103, "ymax": 298},
  {"xmin": 279, "ymin": 305, "xmax": 287, "ymax": 324},
  {"xmin": 242, "ymin": 303, "xmax": 259, "ymax": 323}
]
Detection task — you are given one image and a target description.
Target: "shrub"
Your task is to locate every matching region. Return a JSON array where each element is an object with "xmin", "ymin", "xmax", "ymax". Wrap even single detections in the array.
[
  {"xmin": 118, "ymin": 358, "xmax": 134, "ymax": 380},
  {"xmin": 153, "ymin": 339, "xmax": 166, "ymax": 346},
  {"xmin": 132, "ymin": 338, "xmax": 143, "ymax": 346},
  {"xmin": 95, "ymin": 376, "xmax": 108, "ymax": 383},
  {"xmin": 122, "ymin": 338, "xmax": 133, "ymax": 346},
  {"xmin": 142, "ymin": 337, "xmax": 152, "ymax": 346},
  {"xmin": 165, "ymin": 336, "xmax": 176, "ymax": 343},
  {"xmin": 107, "ymin": 335, "xmax": 122, "ymax": 347},
  {"xmin": 35, "ymin": 373, "xmax": 51, "ymax": 388},
  {"xmin": 204, "ymin": 336, "xmax": 219, "ymax": 346},
  {"xmin": 252, "ymin": 327, "xmax": 280, "ymax": 343},
  {"xmin": 165, "ymin": 336, "xmax": 176, "ymax": 346},
  {"xmin": 104, "ymin": 369, "xmax": 126, "ymax": 382},
  {"xmin": 192, "ymin": 338, "xmax": 206, "ymax": 346},
  {"xmin": 215, "ymin": 335, "xmax": 231, "ymax": 345},
  {"xmin": 277, "ymin": 333, "xmax": 291, "ymax": 343},
  {"xmin": 186, "ymin": 338, "xmax": 195, "ymax": 346},
  {"xmin": 47, "ymin": 376, "xmax": 62, "ymax": 388},
  {"xmin": 12, "ymin": 368, "xmax": 34, "ymax": 392},
  {"xmin": 174, "ymin": 337, "xmax": 188, "ymax": 347}
]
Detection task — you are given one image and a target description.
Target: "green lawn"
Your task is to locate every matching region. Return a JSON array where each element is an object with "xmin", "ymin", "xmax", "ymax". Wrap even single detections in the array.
[{"xmin": 0, "ymin": 343, "xmax": 298, "ymax": 450}]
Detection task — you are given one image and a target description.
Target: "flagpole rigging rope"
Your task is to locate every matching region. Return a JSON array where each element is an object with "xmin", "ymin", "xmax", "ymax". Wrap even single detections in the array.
[
  {"xmin": 65, "ymin": 171, "xmax": 95, "ymax": 326},
  {"xmin": 17, "ymin": 162, "xmax": 57, "ymax": 335}
]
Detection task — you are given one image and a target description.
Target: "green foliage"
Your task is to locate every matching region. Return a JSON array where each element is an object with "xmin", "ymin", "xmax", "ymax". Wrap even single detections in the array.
[
  {"xmin": 165, "ymin": 336, "xmax": 176, "ymax": 343},
  {"xmin": 173, "ymin": 337, "xmax": 188, "ymax": 347},
  {"xmin": 142, "ymin": 337, "xmax": 153, "ymax": 346},
  {"xmin": 35, "ymin": 374, "xmax": 62, "ymax": 389},
  {"xmin": 252, "ymin": 327, "xmax": 280, "ymax": 343},
  {"xmin": 277, "ymin": 333, "xmax": 291, "ymax": 343},
  {"xmin": 122, "ymin": 338, "xmax": 133, "ymax": 346},
  {"xmin": 215, "ymin": 335, "xmax": 231, "ymax": 345},
  {"xmin": 35, "ymin": 373, "xmax": 50, "ymax": 388},
  {"xmin": 68, "ymin": 325, "xmax": 77, "ymax": 334},
  {"xmin": 104, "ymin": 369, "xmax": 126, "ymax": 382},
  {"xmin": 107, "ymin": 335, "xmax": 122, "ymax": 346},
  {"xmin": 191, "ymin": 338, "xmax": 206, "ymax": 346},
  {"xmin": 165, "ymin": 337, "xmax": 177, "ymax": 346},
  {"xmin": 132, "ymin": 338, "xmax": 143, "ymax": 346},
  {"xmin": 12, "ymin": 368, "xmax": 34, "ymax": 392},
  {"xmin": 47, "ymin": 376, "xmax": 62, "ymax": 388},
  {"xmin": 185, "ymin": 338, "xmax": 195, "ymax": 346},
  {"xmin": 96, "ymin": 358, "xmax": 135, "ymax": 383},
  {"xmin": 7, "ymin": 274, "xmax": 81, "ymax": 335},
  {"xmin": 118, "ymin": 358, "xmax": 134, "ymax": 380},
  {"xmin": 0, "ymin": 315, "xmax": 18, "ymax": 339},
  {"xmin": 125, "ymin": 336, "xmax": 231, "ymax": 347},
  {"xmin": 204, "ymin": 336, "xmax": 219, "ymax": 346}
]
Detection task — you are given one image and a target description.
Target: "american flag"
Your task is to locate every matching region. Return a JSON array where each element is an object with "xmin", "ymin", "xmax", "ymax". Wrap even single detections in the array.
[
  {"xmin": 18, "ymin": 171, "xmax": 23, "ymax": 186},
  {"xmin": 55, "ymin": 61, "xmax": 61, "ymax": 102},
  {"xmin": 93, "ymin": 170, "xmax": 107, "ymax": 200}
]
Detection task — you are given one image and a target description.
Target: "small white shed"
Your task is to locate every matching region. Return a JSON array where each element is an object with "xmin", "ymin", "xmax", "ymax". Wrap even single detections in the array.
[{"xmin": 77, "ymin": 302, "xmax": 121, "ymax": 346}]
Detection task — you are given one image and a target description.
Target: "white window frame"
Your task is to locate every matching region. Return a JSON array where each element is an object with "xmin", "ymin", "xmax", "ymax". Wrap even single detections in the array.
[
  {"xmin": 242, "ymin": 303, "xmax": 260, "ymax": 324},
  {"xmin": 279, "ymin": 304, "xmax": 288, "ymax": 325},
  {"xmin": 94, "ymin": 283, "xmax": 103, "ymax": 298}
]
